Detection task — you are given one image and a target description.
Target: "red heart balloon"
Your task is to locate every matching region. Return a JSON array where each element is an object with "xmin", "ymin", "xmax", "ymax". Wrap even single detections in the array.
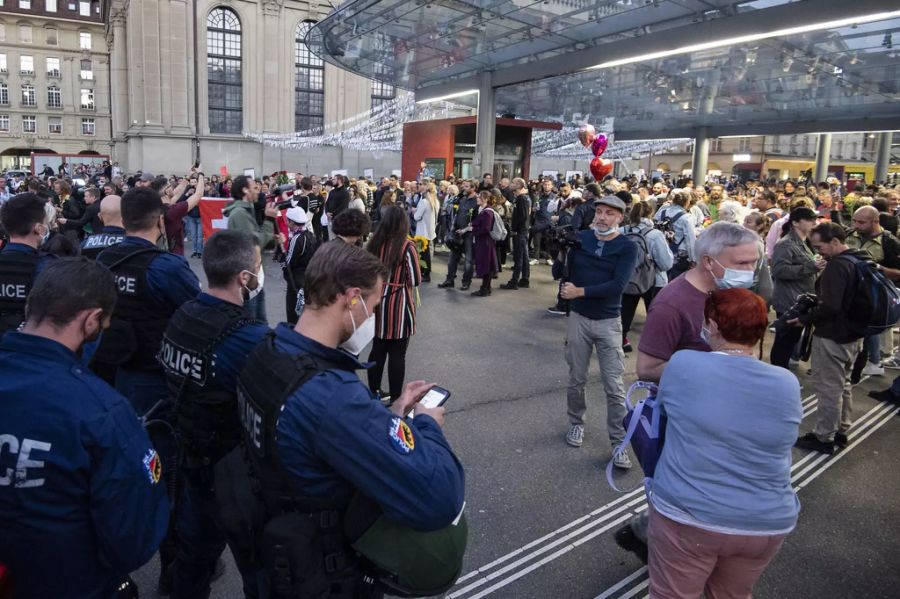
[
  {"xmin": 590, "ymin": 157, "xmax": 613, "ymax": 180},
  {"xmin": 591, "ymin": 134, "xmax": 608, "ymax": 157}
]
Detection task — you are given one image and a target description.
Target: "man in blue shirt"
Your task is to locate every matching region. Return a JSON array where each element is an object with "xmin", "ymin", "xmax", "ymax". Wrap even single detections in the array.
[
  {"xmin": 160, "ymin": 230, "xmax": 269, "ymax": 599},
  {"xmin": 0, "ymin": 193, "xmax": 54, "ymax": 334},
  {"xmin": 554, "ymin": 195, "xmax": 639, "ymax": 468},
  {"xmin": 0, "ymin": 258, "xmax": 169, "ymax": 598}
]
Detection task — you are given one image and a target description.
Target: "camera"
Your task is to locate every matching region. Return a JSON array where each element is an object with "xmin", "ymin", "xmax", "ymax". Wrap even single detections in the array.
[
  {"xmin": 270, "ymin": 184, "xmax": 297, "ymax": 209},
  {"xmin": 774, "ymin": 293, "xmax": 818, "ymax": 330},
  {"xmin": 546, "ymin": 224, "xmax": 582, "ymax": 254}
]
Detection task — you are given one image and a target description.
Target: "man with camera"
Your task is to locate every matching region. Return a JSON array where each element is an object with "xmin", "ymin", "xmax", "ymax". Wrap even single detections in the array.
[
  {"xmin": 793, "ymin": 222, "xmax": 870, "ymax": 454},
  {"xmin": 555, "ymin": 195, "xmax": 638, "ymax": 468},
  {"xmin": 439, "ymin": 180, "xmax": 478, "ymax": 291}
]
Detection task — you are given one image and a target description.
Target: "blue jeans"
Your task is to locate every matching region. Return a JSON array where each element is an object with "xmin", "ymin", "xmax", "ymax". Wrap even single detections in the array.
[
  {"xmin": 865, "ymin": 334, "xmax": 881, "ymax": 364},
  {"xmin": 511, "ymin": 232, "xmax": 530, "ymax": 282},
  {"xmin": 184, "ymin": 216, "xmax": 203, "ymax": 255},
  {"xmin": 445, "ymin": 235, "xmax": 474, "ymax": 285}
]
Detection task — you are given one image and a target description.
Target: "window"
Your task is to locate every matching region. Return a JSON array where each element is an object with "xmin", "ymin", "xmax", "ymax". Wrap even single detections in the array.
[
  {"xmin": 0, "ymin": 115, "xmax": 8, "ymax": 132},
  {"xmin": 0, "ymin": 24, "xmax": 5, "ymax": 42},
  {"xmin": 46, "ymin": 0, "xmax": 57, "ymax": 11},
  {"xmin": 21, "ymin": 84, "xmax": 35, "ymax": 106},
  {"xmin": 19, "ymin": 0, "xmax": 32, "ymax": 8},
  {"xmin": 737, "ymin": 137, "xmax": 752, "ymax": 153},
  {"xmin": 48, "ymin": 116, "xmax": 61, "ymax": 133},
  {"xmin": 79, "ymin": 32, "xmax": 91, "ymax": 50},
  {"xmin": 294, "ymin": 20, "xmax": 324, "ymax": 132},
  {"xmin": 22, "ymin": 115, "xmax": 36, "ymax": 133},
  {"xmin": 0, "ymin": 83, "xmax": 8, "ymax": 105},
  {"xmin": 20, "ymin": 55, "xmax": 34, "ymax": 75},
  {"xmin": 207, "ymin": 7, "xmax": 242, "ymax": 134},
  {"xmin": 47, "ymin": 85, "xmax": 61, "ymax": 107},
  {"xmin": 0, "ymin": 54, "xmax": 6, "ymax": 73},
  {"xmin": 80, "ymin": 88, "xmax": 94, "ymax": 109},
  {"xmin": 46, "ymin": 57, "xmax": 60, "ymax": 77},
  {"xmin": 370, "ymin": 64, "xmax": 395, "ymax": 111},
  {"xmin": 80, "ymin": 59, "xmax": 92, "ymax": 79},
  {"xmin": 19, "ymin": 25, "xmax": 32, "ymax": 44},
  {"xmin": 81, "ymin": 117, "xmax": 95, "ymax": 135},
  {"xmin": 710, "ymin": 139, "xmax": 723, "ymax": 153},
  {"xmin": 68, "ymin": 1, "xmax": 75, "ymax": 8},
  {"xmin": 46, "ymin": 28, "xmax": 57, "ymax": 45},
  {"xmin": 79, "ymin": 0, "xmax": 89, "ymax": 16}
]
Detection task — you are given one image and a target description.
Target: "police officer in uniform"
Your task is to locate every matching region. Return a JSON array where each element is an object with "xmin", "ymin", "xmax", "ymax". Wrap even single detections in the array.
[
  {"xmin": 0, "ymin": 193, "xmax": 53, "ymax": 335},
  {"xmin": 0, "ymin": 258, "xmax": 169, "ymax": 598},
  {"xmin": 160, "ymin": 230, "xmax": 269, "ymax": 599},
  {"xmin": 95, "ymin": 186, "xmax": 201, "ymax": 593},
  {"xmin": 81, "ymin": 194, "xmax": 125, "ymax": 259},
  {"xmin": 237, "ymin": 241, "xmax": 466, "ymax": 598}
]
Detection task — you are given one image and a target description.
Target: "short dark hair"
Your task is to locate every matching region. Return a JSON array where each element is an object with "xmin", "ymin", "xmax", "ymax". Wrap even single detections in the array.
[
  {"xmin": 332, "ymin": 209, "xmax": 371, "ymax": 238},
  {"xmin": 231, "ymin": 175, "xmax": 251, "ymax": 200},
  {"xmin": 300, "ymin": 177, "xmax": 313, "ymax": 192},
  {"xmin": 811, "ymin": 221, "xmax": 846, "ymax": 243},
  {"xmin": 85, "ymin": 187, "xmax": 101, "ymax": 201},
  {"xmin": 203, "ymin": 230, "xmax": 259, "ymax": 288},
  {"xmin": 304, "ymin": 239, "xmax": 388, "ymax": 309},
  {"xmin": 121, "ymin": 186, "xmax": 164, "ymax": 232},
  {"xmin": 872, "ymin": 198, "xmax": 889, "ymax": 213},
  {"xmin": 25, "ymin": 257, "xmax": 117, "ymax": 327},
  {"xmin": 0, "ymin": 193, "xmax": 47, "ymax": 237}
]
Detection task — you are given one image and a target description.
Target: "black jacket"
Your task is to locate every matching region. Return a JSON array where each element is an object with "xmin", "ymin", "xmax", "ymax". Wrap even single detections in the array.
[
  {"xmin": 327, "ymin": 186, "xmax": 351, "ymax": 216},
  {"xmin": 799, "ymin": 248, "xmax": 870, "ymax": 343},
  {"xmin": 511, "ymin": 193, "xmax": 530, "ymax": 234}
]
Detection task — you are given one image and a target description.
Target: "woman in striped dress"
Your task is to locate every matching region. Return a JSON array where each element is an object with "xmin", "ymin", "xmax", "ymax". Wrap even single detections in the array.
[{"xmin": 365, "ymin": 205, "xmax": 422, "ymax": 401}]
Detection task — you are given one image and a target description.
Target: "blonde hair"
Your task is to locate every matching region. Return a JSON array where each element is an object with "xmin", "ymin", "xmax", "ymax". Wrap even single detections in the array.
[{"xmin": 446, "ymin": 184, "xmax": 459, "ymax": 197}]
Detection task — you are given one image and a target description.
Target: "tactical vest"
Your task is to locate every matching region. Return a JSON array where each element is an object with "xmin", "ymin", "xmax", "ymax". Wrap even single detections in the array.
[
  {"xmin": 81, "ymin": 231, "xmax": 125, "ymax": 260},
  {"xmin": 161, "ymin": 299, "xmax": 257, "ymax": 465},
  {"xmin": 0, "ymin": 249, "xmax": 39, "ymax": 335},
  {"xmin": 95, "ymin": 244, "xmax": 172, "ymax": 369}
]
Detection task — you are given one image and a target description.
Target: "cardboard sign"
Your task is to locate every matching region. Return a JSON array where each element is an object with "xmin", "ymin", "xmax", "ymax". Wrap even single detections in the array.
[{"xmin": 199, "ymin": 197, "xmax": 231, "ymax": 241}]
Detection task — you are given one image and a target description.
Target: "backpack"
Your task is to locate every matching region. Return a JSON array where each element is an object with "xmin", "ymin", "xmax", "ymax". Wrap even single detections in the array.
[
  {"xmin": 487, "ymin": 209, "xmax": 507, "ymax": 241},
  {"xmin": 838, "ymin": 252, "xmax": 900, "ymax": 337},
  {"xmin": 623, "ymin": 224, "xmax": 656, "ymax": 296},
  {"xmin": 606, "ymin": 382, "xmax": 665, "ymax": 492},
  {"xmin": 654, "ymin": 209, "xmax": 687, "ymax": 254}
]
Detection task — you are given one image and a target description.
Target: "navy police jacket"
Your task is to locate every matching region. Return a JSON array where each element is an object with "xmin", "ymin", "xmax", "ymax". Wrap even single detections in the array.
[
  {"xmin": 271, "ymin": 323, "xmax": 466, "ymax": 531},
  {"xmin": 0, "ymin": 331, "xmax": 170, "ymax": 598},
  {"xmin": 114, "ymin": 236, "xmax": 201, "ymax": 310}
]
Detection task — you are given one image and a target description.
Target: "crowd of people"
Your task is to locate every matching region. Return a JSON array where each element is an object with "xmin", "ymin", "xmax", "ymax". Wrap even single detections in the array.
[{"xmin": 1, "ymin": 158, "xmax": 899, "ymax": 599}]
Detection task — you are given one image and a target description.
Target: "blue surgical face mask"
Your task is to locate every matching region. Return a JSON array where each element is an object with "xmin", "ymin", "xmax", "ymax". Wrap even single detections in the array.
[{"xmin": 710, "ymin": 258, "xmax": 755, "ymax": 289}]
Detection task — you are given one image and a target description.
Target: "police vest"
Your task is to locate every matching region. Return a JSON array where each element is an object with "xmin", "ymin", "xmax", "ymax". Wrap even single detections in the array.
[
  {"xmin": 95, "ymin": 245, "xmax": 172, "ymax": 369},
  {"xmin": 161, "ymin": 299, "xmax": 258, "ymax": 464},
  {"xmin": 0, "ymin": 249, "xmax": 39, "ymax": 335},
  {"xmin": 81, "ymin": 231, "xmax": 125, "ymax": 260}
]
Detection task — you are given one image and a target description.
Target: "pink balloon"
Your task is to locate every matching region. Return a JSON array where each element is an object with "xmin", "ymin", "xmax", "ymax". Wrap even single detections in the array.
[
  {"xmin": 576, "ymin": 124, "xmax": 596, "ymax": 148},
  {"xmin": 590, "ymin": 157, "xmax": 613, "ymax": 181},
  {"xmin": 591, "ymin": 134, "xmax": 608, "ymax": 157}
]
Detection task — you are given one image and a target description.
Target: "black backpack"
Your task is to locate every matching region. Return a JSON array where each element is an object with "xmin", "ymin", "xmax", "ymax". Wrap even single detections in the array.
[
  {"xmin": 654, "ymin": 209, "xmax": 687, "ymax": 255},
  {"xmin": 838, "ymin": 253, "xmax": 900, "ymax": 337},
  {"xmin": 623, "ymin": 225, "xmax": 656, "ymax": 296}
]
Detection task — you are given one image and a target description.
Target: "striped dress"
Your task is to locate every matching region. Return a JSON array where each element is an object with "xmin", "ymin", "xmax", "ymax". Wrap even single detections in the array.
[{"xmin": 375, "ymin": 239, "xmax": 422, "ymax": 339}]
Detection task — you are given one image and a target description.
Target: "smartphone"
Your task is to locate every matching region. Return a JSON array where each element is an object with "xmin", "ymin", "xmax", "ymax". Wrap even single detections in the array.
[{"xmin": 418, "ymin": 386, "xmax": 451, "ymax": 409}]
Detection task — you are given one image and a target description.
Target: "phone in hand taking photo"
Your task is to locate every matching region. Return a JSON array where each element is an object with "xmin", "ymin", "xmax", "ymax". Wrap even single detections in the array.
[{"xmin": 418, "ymin": 386, "xmax": 451, "ymax": 410}]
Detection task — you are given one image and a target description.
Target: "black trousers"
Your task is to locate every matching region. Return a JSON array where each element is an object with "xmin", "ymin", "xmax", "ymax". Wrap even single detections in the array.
[
  {"xmin": 367, "ymin": 337, "xmax": 411, "ymax": 399},
  {"xmin": 621, "ymin": 287, "xmax": 660, "ymax": 341},
  {"xmin": 286, "ymin": 284, "xmax": 300, "ymax": 325},
  {"xmin": 497, "ymin": 237, "xmax": 509, "ymax": 267},
  {"xmin": 770, "ymin": 312, "xmax": 803, "ymax": 368}
]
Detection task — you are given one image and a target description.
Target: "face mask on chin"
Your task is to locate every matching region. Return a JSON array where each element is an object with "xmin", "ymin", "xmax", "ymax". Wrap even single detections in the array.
[
  {"xmin": 591, "ymin": 224, "xmax": 616, "ymax": 237},
  {"xmin": 241, "ymin": 266, "xmax": 265, "ymax": 301},
  {"xmin": 340, "ymin": 296, "xmax": 376, "ymax": 356}
]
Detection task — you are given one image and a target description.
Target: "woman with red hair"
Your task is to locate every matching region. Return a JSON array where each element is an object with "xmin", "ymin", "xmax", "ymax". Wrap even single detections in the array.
[{"xmin": 648, "ymin": 288, "xmax": 802, "ymax": 599}]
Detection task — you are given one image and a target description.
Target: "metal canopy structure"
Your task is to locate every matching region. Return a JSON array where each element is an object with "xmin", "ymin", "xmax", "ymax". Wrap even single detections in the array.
[{"xmin": 309, "ymin": 0, "xmax": 900, "ymax": 140}]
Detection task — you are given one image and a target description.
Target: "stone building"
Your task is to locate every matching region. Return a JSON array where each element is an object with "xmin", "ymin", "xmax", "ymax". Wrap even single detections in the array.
[
  {"xmin": 0, "ymin": 0, "xmax": 110, "ymax": 170},
  {"xmin": 105, "ymin": 0, "xmax": 404, "ymax": 177}
]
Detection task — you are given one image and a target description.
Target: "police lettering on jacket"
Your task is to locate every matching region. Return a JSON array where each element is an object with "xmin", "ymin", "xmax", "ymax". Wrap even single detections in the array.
[
  {"xmin": 0, "ymin": 283, "xmax": 27, "ymax": 299},
  {"xmin": 159, "ymin": 338, "xmax": 207, "ymax": 384},
  {"xmin": 0, "ymin": 434, "xmax": 52, "ymax": 488},
  {"xmin": 82, "ymin": 233, "xmax": 125, "ymax": 251}
]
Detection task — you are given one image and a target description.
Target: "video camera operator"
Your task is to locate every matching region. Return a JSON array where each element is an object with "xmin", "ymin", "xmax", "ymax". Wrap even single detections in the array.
[{"xmin": 554, "ymin": 195, "xmax": 639, "ymax": 469}]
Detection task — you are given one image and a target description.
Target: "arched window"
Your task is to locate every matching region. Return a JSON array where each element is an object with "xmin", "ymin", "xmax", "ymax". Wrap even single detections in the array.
[
  {"xmin": 207, "ymin": 7, "xmax": 242, "ymax": 134},
  {"xmin": 370, "ymin": 63, "xmax": 395, "ymax": 111},
  {"xmin": 295, "ymin": 20, "xmax": 324, "ymax": 132}
]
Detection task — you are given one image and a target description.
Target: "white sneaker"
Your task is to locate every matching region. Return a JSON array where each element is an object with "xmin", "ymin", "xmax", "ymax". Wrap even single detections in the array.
[
  {"xmin": 612, "ymin": 451, "xmax": 633, "ymax": 470},
  {"xmin": 545, "ymin": 258, "xmax": 554, "ymax": 265},
  {"xmin": 789, "ymin": 359, "xmax": 800, "ymax": 368},
  {"xmin": 566, "ymin": 425, "xmax": 584, "ymax": 447},
  {"xmin": 862, "ymin": 362, "xmax": 885, "ymax": 376},
  {"xmin": 883, "ymin": 356, "xmax": 900, "ymax": 370},
  {"xmin": 529, "ymin": 258, "xmax": 539, "ymax": 265}
]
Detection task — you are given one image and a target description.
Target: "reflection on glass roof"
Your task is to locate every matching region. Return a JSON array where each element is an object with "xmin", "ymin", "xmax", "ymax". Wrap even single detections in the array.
[{"xmin": 308, "ymin": 0, "xmax": 798, "ymax": 89}]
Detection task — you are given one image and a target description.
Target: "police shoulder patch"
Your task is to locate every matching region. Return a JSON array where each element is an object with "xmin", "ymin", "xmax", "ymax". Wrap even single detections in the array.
[
  {"xmin": 388, "ymin": 417, "xmax": 415, "ymax": 455},
  {"xmin": 142, "ymin": 448, "xmax": 162, "ymax": 485}
]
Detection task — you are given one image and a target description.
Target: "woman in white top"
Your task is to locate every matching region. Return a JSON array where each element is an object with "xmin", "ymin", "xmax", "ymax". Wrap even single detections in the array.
[{"xmin": 414, "ymin": 182, "xmax": 439, "ymax": 282}]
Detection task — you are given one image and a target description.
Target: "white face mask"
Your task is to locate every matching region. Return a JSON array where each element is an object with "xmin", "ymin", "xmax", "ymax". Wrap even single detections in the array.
[
  {"xmin": 710, "ymin": 258, "xmax": 755, "ymax": 289},
  {"xmin": 591, "ymin": 224, "xmax": 616, "ymax": 237},
  {"xmin": 242, "ymin": 266, "xmax": 264, "ymax": 301},
  {"xmin": 340, "ymin": 296, "xmax": 375, "ymax": 356},
  {"xmin": 39, "ymin": 223, "xmax": 50, "ymax": 245}
]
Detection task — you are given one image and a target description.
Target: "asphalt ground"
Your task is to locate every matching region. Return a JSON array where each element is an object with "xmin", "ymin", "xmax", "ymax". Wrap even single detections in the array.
[{"xmin": 133, "ymin": 245, "xmax": 900, "ymax": 598}]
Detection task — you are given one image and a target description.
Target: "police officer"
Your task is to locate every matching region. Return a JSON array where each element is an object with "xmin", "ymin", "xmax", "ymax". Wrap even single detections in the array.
[
  {"xmin": 0, "ymin": 193, "xmax": 53, "ymax": 335},
  {"xmin": 95, "ymin": 186, "xmax": 201, "ymax": 593},
  {"xmin": 0, "ymin": 258, "xmax": 169, "ymax": 598},
  {"xmin": 237, "ymin": 241, "xmax": 466, "ymax": 598},
  {"xmin": 160, "ymin": 230, "xmax": 269, "ymax": 599},
  {"xmin": 81, "ymin": 194, "xmax": 125, "ymax": 259}
]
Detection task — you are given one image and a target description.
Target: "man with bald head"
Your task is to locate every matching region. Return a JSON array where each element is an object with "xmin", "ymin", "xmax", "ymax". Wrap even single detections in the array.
[
  {"xmin": 847, "ymin": 204, "xmax": 900, "ymax": 377},
  {"xmin": 80, "ymin": 195, "xmax": 125, "ymax": 259}
]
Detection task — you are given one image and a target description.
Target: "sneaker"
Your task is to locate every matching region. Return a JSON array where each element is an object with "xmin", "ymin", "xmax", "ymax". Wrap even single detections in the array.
[
  {"xmin": 612, "ymin": 451, "xmax": 633, "ymax": 470},
  {"xmin": 834, "ymin": 432, "xmax": 849, "ymax": 448},
  {"xmin": 437, "ymin": 280, "xmax": 455, "ymax": 289},
  {"xmin": 546, "ymin": 306, "xmax": 566, "ymax": 315},
  {"xmin": 768, "ymin": 325, "xmax": 776, "ymax": 333},
  {"xmin": 883, "ymin": 356, "xmax": 900, "ymax": 370},
  {"xmin": 614, "ymin": 524, "xmax": 649, "ymax": 564},
  {"xmin": 566, "ymin": 424, "xmax": 584, "ymax": 447},
  {"xmin": 868, "ymin": 388, "xmax": 900, "ymax": 404},
  {"xmin": 622, "ymin": 338, "xmax": 633, "ymax": 353},
  {"xmin": 789, "ymin": 359, "xmax": 801, "ymax": 368},
  {"xmin": 862, "ymin": 362, "xmax": 885, "ymax": 377},
  {"xmin": 518, "ymin": 279, "xmax": 530, "ymax": 288},
  {"xmin": 794, "ymin": 432, "xmax": 835, "ymax": 455},
  {"xmin": 470, "ymin": 288, "xmax": 491, "ymax": 297},
  {"xmin": 499, "ymin": 281, "xmax": 519, "ymax": 290},
  {"xmin": 546, "ymin": 258, "xmax": 554, "ymax": 265},
  {"xmin": 529, "ymin": 258, "xmax": 539, "ymax": 265}
]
